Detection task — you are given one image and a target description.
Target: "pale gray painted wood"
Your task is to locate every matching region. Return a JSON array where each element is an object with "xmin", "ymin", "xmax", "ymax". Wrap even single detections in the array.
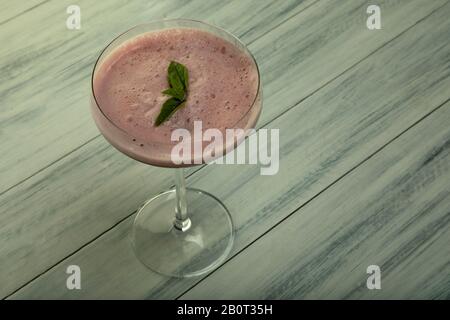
[
  {"xmin": 9, "ymin": 1, "xmax": 450, "ymax": 299},
  {"xmin": 0, "ymin": 0, "xmax": 315, "ymax": 194},
  {"xmin": 181, "ymin": 102, "xmax": 450, "ymax": 299}
]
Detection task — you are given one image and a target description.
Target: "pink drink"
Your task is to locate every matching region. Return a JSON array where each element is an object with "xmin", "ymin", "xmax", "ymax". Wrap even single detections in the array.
[{"xmin": 92, "ymin": 28, "xmax": 261, "ymax": 167}]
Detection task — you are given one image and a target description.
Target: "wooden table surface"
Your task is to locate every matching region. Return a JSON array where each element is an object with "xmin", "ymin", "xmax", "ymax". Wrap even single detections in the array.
[{"xmin": 1, "ymin": 0, "xmax": 449, "ymax": 299}]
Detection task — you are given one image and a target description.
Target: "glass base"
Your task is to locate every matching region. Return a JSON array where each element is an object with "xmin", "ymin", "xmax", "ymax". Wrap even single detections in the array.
[{"xmin": 132, "ymin": 188, "xmax": 234, "ymax": 278}]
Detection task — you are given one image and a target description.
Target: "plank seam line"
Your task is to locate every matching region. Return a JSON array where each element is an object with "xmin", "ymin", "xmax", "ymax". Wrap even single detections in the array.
[
  {"xmin": 0, "ymin": 0, "xmax": 319, "ymax": 197},
  {"xmin": 0, "ymin": 135, "xmax": 100, "ymax": 197},
  {"xmin": 0, "ymin": 0, "xmax": 51, "ymax": 26},
  {"xmin": 175, "ymin": 97, "xmax": 450, "ymax": 300}
]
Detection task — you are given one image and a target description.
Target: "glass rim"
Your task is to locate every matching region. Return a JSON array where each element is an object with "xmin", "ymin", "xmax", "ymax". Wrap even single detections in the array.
[{"xmin": 90, "ymin": 18, "xmax": 261, "ymax": 144}]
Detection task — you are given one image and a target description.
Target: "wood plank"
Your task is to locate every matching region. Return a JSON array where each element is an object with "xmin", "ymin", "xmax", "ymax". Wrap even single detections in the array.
[
  {"xmin": 9, "ymin": 1, "xmax": 450, "ymax": 299},
  {"xmin": 0, "ymin": 0, "xmax": 315, "ymax": 194},
  {"xmin": 181, "ymin": 102, "xmax": 450, "ymax": 299}
]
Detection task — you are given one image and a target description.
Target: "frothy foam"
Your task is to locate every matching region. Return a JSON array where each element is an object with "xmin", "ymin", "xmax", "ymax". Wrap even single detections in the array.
[{"xmin": 93, "ymin": 28, "xmax": 259, "ymax": 146}]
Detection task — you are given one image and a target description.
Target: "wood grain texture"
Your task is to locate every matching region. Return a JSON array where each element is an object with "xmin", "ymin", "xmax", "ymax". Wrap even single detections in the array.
[
  {"xmin": 9, "ymin": 1, "xmax": 450, "ymax": 299},
  {"xmin": 181, "ymin": 102, "xmax": 450, "ymax": 299},
  {"xmin": 0, "ymin": 0, "xmax": 435, "ymax": 298},
  {"xmin": 0, "ymin": 0, "xmax": 316, "ymax": 297},
  {"xmin": 0, "ymin": 0, "xmax": 49, "ymax": 26},
  {"xmin": 0, "ymin": 0, "xmax": 315, "ymax": 194}
]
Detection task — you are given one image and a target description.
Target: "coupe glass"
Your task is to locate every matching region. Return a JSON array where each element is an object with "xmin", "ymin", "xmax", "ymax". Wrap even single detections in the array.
[{"xmin": 90, "ymin": 19, "xmax": 261, "ymax": 277}]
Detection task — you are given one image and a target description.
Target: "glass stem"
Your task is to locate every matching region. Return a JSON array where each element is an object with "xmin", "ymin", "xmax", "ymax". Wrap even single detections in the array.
[{"xmin": 173, "ymin": 168, "xmax": 191, "ymax": 232}]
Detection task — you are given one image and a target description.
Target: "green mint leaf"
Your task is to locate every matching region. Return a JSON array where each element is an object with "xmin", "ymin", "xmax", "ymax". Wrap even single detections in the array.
[
  {"xmin": 162, "ymin": 88, "xmax": 184, "ymax": 100},
  {"xmin": 155, "ymin": 98, "xmax": 186, "ymax": 126},
  {"xmin": 155, "ymin": 61, "xmax": 189, "ymax": 126},
  {"xmin": 167, "ymin": 62, "xmax": 185, "ymax": 92}
]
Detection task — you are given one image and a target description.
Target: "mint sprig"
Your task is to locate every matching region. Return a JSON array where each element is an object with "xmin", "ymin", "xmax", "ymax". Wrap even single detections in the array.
[{"xmin": 155, "ymin": 61, "xmax": 189, "ymax": 126}]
